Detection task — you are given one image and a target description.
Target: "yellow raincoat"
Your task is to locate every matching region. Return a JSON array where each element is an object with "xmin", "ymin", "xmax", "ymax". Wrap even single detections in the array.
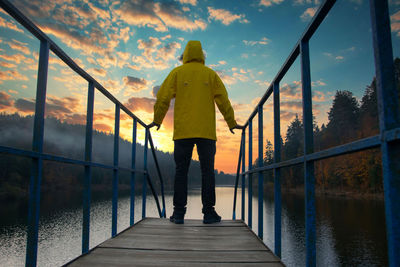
[{"xmin": 153, "ymin": 40, "xmax": 237, "ymax": 141}]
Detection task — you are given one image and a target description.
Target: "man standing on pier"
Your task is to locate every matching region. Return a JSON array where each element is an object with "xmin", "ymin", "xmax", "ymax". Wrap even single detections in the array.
[{"xmin": 149, "ymin": 40, "xmax": 243, "ymax": 224}]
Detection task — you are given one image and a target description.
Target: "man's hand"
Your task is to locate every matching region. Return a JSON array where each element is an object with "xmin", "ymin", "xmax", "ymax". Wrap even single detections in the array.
[
  {"xmin": 230, "ymin": 124, "xmax": 244, "ymax": 134},
  {"xmin": 148, "ymin": 122, "xmax": 160, "ymax": 130}
]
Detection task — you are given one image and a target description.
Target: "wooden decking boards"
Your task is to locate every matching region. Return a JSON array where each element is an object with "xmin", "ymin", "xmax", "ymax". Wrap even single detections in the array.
[{"xmin": 66, "ymin": 218, "xmax": 285, "ymax": 266}]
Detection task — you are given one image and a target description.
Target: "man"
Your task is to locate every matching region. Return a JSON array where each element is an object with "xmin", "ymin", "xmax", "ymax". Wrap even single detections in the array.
[{"xmin": 149, "ymin": 40, "xmax": 243, "ymax": 224}]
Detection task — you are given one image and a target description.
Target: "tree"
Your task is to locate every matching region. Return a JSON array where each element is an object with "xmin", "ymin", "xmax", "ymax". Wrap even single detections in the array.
[
  {"xmin": 284, "ymin": 114, "xmax": 303, "ymax": 159},
  {"xmin": 264, "ymin": 140, "xmax": 274, "ymax": 165},
  {"xmin": 326, "ymin": 90, "xmax": 360, "ymax": 145}
]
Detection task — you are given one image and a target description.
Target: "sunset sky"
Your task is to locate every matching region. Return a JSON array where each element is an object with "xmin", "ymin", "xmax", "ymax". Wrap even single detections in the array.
[{"xmin": 1, "ymin": 0, "xmax": 400, "ymax": 173}]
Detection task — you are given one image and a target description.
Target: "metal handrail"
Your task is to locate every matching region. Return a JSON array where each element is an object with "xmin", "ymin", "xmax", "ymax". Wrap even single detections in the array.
[
  {"xmin": 232, "ymin": 0, "xmax": 400, "ymax": 266},
  {"xmin": 148, "ymin": 132, "xmax": 166, "ymax": 218},
  {"xmin": 0, "ymin": 0, "xmax": 167, "ymax": 266}
]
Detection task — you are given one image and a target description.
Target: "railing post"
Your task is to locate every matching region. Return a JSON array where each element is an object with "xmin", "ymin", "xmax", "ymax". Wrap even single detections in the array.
[
  {"xmin": 232, "ymin": 133, "xmax": 243, "ymax": 220},
  {"xmin": 273, "ymin": 81, "xmax": 282, "ymax": 258},
  {"xmin": 26, "ymin": 40, "xmax": 49, "ymax": 267},
  {"xmin": 300, "ymin": 39, "xmax": 316, "ymax": 267},
  {"xmin": 130, "ymin": 119, "xmax": 137, "ymax": 226},
  {"xmin": 142, "ymin": 128, "xmax": 149, "ymax": 219},
  {"xmin": 258, "ymin": 105, "xmax": 264, "ymax": 239},
  {"xmin": 370, "ymin": 1, "xmax": 400, "ymax": 266},
  {"xmin": 112, "ymin": 104, "xmax": 120, "ymax": 237},
  {"xmin": 82, "ymin": 81, "xmax": 94, "ymax": 254},
  {"xmin": 241, "ymin": 129, "xmax": 246, "ymax": 221},
  {"xmin": 248, "ymin": 120, "xmax": 253, "ymax": 229}
]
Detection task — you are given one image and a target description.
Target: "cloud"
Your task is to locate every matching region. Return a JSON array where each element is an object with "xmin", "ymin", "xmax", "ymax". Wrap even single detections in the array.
[
  {"xmin": 259, "ymin": 0, "xmax": 284, "ymax": 7},
  {"xmin": 0, "ymin": 16, "xmax": 24, "ymax": 33},
  {"xmin": 312, "ymin": 80, "xmax": 327, "ymax": 86},
  {"xmin": 0, "ymin": 91, "xmax": 14, "ymax": 111},
  {"xmin": 207, "ymin": 7, "xmax": 249, "ymax": 25},
  {"xmin": 300, "ymin": 7, "xmax": 318, "ymax": 21},
  {"xmin": 0, "ymin": 69, "xmax": 29, "ymax": 81},
  {"xmin": 13, "ymin": 0, "xmax": 56, "ymax": 20},
  {"xmin": 6, "ymin": 39, "xmax": 30, "ymax": 55},
  {"xmin": 391, "ymin": 10, "xmax": 400, "ymax": 37},
  {"xmin": 243, "ymin": 37, "xmax": 269, "ymax": 46},
  {"xmin": 123, "ymin": 76, "xmax": 150, "ymax": 93},
  {"xmin": 255, "ymin": 80, "xmax": 271, "ymax": 88},
  {"xmin": 45, "ymin": 96, "xmax": 81, "ymax": 117},
  {"xmin": 125, "ymin": 97, "xmax": 156, "ymax": 113},
  {"xmin": 281, "ymin": 101, "xmax": 303, "ymax": 111},
  {"xmin": 177, "ymin": 0, "xmax": 197, "ymax": 5},
  {"xmin": 281, "ymin": 111, "xmax": 298, "ymax": 121},
  {"xmin": 312, "ymin": 90, "xmax": 326, "ymax": 102},
  {"xmin": 113, "ymin": 0, "xmax": 166, "ymax": 32},
  {"xmin": 39, "ymin": 23, "xmax": 108, "ymax": 56},
  {"xmin": 88, "ymin": 68, "xmax": 107, "ymax": 77},
  {"xmin": 14, "ymin": 98, "xmax": 35, "ymax": 113},
  {"xmin": 87, "ymin": 2, "xmax": 111, "ymax": 20},
  {"xmin": 11, "ymin": 0, "xmax": 132, "ymax": 61},
  {"xmin": 294, "ymin": 0, "xmax": 320, "ymax": 5},
  {"xmin": 114, "ymin": 0, "xmax": 206, "ymax": 32},
  {"xmin": 323, "ymin": 52, "xmax": 345, "ymax": 61},
  {"xmin": 216, "ymin": 71, "xmax": 236, "ymax": 85},
  {"xmin": 156, "ymin": 2, "xmax": 207, "ymax": 31},
  {"xmin": 0, "ymin": 60, "xmax": 17, "ymax": 69},
  {"xmin": 132, "ymin": 37, "xmax": 181, "ymax": 70},
  {"xmin": 232, "ymin": 72, "xmax": 248, "ymax": 82},
  {"xmin": 124, "ymin": 96, "xmax": 175, "ymax": 131},
  {"xmin": 0, "ymin": 53, "xmax": 31, "ymax": 64},
  {"xmin": 281, "ymin": 81, "xmax": 302, "ymax": 99},
  {"xmin": 156, "ymin": 42, "xmax": 182, "ymax": 61}
]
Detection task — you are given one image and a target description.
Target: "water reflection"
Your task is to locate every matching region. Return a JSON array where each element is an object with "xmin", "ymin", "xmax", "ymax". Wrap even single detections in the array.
[{"xmin": 0, "ymin": 187, "xmax": 388, "ymax": 266}]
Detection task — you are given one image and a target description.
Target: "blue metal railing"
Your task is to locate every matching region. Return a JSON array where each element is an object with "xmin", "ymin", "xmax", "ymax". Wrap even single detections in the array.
[
  {"xmin": 232, "ymin": 0, "xmax": 400, "ymax": 266},
  {"xmin": 0, "ymin": 1, "xmax": 166, "ymax": 266}
]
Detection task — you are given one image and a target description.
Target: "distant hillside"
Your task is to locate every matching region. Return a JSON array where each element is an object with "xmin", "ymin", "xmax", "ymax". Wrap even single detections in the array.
[{"xmin": 0, "ymin": 113, "xmax": 235, "ymax": 200}]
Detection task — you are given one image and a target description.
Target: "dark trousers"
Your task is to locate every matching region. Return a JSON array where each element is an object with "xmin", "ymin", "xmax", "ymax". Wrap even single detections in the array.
[{"xmin": 173, "ymin": 138, "xmax": 216, "ymax": 215}]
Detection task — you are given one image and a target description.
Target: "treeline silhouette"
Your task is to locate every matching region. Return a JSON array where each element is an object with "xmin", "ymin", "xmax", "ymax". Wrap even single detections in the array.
[
  {"xmin": 260, "ymin": 58, "xmax": 400, "ymax": 195},
  {"xmin": 0, "ymin": 114, "xmax": 234, "ymax": 200}
]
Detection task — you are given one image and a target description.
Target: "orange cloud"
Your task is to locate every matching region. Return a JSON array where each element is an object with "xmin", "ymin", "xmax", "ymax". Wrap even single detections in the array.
[
  {"xmin": 0, "ymin": 69, "xmax": 28, "ymax": 81},
  {"xmin": 300, "ymin": 7, "xmax": 318, "ymax": 21},
  {"xmin": 0, "ymin": 60, "xmax": 17, "ymax": 69},
  {"xmin": 0, "ymin": 16, "xmax": 24, "ymax": 33},
  {"xmin": 114, "ymin": 0, "xmax": 206, "ymax": 32},
  {"xmin": 208, "ymin": 7, "xmax": 249, "ymax": 25}
]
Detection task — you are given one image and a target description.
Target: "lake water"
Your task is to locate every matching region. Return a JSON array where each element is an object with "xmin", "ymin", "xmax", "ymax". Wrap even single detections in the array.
[{"xmin": 0, "ymin": 187, "xmax": 388, "ymax": 266}]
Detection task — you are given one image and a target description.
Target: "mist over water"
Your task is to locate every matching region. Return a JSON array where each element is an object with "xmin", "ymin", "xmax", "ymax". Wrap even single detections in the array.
[{"xmin": 0, "ymin": 187, "xmax": 387, "ymax": 267}]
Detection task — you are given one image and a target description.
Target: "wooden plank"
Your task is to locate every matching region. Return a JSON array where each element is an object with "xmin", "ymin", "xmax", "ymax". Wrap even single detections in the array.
[
  {"xmin": 99, "ymin": 235, "xmax": 266, "ymax": 251},
  {"xmin": 68, "ymin": 248, "xmax": 280, "ymax": 266},
  {"xmin": 66, "ymin": 218, "xmax": 285, "ymax": 267},
  {"xmin": 119, "ymin": 226, "xmax": 257, "ymax": 238},
  {"xmin": 138, "ymin": 218, "xmax": 243, "ymax": 227}
]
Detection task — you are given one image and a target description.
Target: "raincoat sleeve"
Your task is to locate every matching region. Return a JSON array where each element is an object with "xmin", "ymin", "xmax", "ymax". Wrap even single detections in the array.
[
  {"xmin": 213, "ymin": 73, "xmax": 237, "ymax": 129},
  {"xmin": 153, "ymin": 70, "xmax": 177, "ymax": 125}
]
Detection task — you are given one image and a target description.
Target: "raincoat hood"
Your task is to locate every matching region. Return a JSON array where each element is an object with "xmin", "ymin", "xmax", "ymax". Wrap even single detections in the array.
[{"xmin": 182, "ymin": 40, "xmax": 205, "ymax": 64}]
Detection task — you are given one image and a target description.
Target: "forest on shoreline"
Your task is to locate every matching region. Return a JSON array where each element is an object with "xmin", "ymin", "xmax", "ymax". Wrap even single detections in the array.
[{"xmin": 260, "ymin": 58, "xmax": 400, "ymax": 197}]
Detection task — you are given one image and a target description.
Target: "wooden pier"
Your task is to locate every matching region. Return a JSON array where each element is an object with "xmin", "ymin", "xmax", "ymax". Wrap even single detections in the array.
[{"xmin": 66, "ymin": 218, "xmax": 284, "ymax": 266}]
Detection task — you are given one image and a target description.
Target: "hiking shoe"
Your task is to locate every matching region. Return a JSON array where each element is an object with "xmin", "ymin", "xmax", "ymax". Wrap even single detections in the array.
[
  {"xmin": 203, "ymin": 210, "xmax": 221, "ymax": 224},
  {"xmin": 169, "ymin": 212, "xmax": 184, "ymax": 224}
]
